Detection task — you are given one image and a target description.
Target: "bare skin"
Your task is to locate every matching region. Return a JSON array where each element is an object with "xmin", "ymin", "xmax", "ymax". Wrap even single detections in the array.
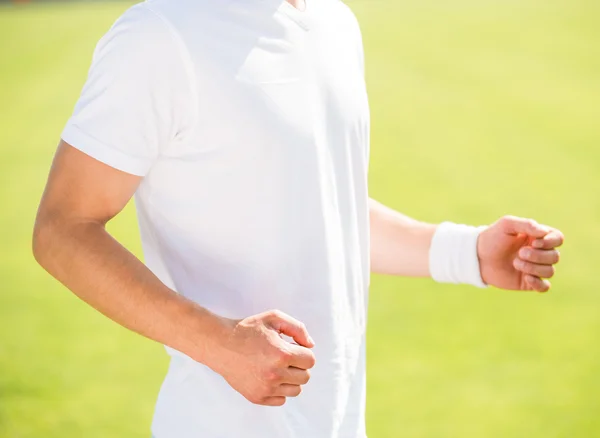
[
  {"xmin": 369, "ymin": 200, "xmax": 563, "ymax": 292},
  {"xmin": 33, "ymin": 142, "xmax": 564, "ymax": 406},
  {"xmin": 286, "ymin": 0, "xmax": 306, "ymax": 11},
  {"xmin": 33, "ymin": 142, "xmax": 314, "ymax": 407}
]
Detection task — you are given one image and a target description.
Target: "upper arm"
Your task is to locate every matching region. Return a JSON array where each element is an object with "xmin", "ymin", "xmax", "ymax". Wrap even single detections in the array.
[
  {"xmin": 36, "ymin": 4, "xmax": 193, "ymax": 227},
  {"xmin": 60, "ymin": 3, "xmax": 194, "ymax": 176},
  {"xmin": 36, "ymin": 141, "xmax": 142, "ymax": 227}
]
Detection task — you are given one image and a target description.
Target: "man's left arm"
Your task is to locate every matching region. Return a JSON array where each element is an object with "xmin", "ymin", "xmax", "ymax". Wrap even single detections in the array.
[{"xmin": 369, "ymin": 198, "xmax": 564, "ymax": 292}]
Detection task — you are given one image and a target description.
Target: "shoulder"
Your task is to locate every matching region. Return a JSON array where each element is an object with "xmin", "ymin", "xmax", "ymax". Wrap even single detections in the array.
[
  {"xmin": 336, "ymin": 1, "xmax": 361, "ymax": 27},
  {"xmin": 328, "ymin": 0, "xmax": 362, "ymax": 44},
  {"xmin": 92, "ymin": 2, "xmax": 181, "ymax": 69}
]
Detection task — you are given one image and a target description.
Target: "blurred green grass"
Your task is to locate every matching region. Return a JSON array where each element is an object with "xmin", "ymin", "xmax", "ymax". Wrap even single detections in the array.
[{"xmin": 0, "ymin": 1, "xmax": 598, "ymax": 437}]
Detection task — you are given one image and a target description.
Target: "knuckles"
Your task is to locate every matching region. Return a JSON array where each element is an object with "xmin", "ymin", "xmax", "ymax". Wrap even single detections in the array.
[
  {"xmin": 261, "ymin": 382, "xmax": 275, "ymax": 395},
  {"xmin": 264, "ymin": 369, "xmax": 281, "ymax": 383},
  {"xmin": 499, "ymin": 215, "xmax": 538, "ymax": 231},
  {"xmin": 246, "ymin": 390, "xmax": 288, "ymax": 407},
  {"xmin": 271, "ymin": 397, "xmax": 287, "ymax": 407},
  {"xmin": 267, "ymin": 309, "xmax": 284, "ymax": 320},
  {"xmin": 274, "ymin": 349, "xmax": 293, "ymax": 365},
  {"xmin": 246, "ymin": 393, "xmax": 264, "ymax": 405},
  {"xmin": 500, "ymin": 215, "xmax": 517, "ymax": 225},
  {"xmin": 249, "ymin": 384, "xmax": 275, "ymax": 403},
  {"xmin": 238, "ymin": 308, "xmax": 317, "ymax": 407}
]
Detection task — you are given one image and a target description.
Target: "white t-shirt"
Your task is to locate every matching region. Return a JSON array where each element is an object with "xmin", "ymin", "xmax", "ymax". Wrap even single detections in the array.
[{"xmin": 62, "ymin": 0, "xmax": 370, "ymax": 436}]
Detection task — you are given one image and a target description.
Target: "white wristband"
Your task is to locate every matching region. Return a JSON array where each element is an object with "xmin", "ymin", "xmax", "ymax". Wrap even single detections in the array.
[{"xmin": 429, "ymin": 222, "xmax": 488, "ymax": 288}]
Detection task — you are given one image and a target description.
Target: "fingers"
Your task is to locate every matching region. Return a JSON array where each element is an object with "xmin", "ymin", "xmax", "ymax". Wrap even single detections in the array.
[
  {"xmin": 252, "ymin": 362, "xmax": 311, "ymax": 406},
  {"xmin": 274, "ymin": 384, "xmax": 303, "ymax": 398},
  {"xmin": 532, "ymin": 230, "xmax": 565, "ymax": 250},
  {"xmin": 261, "ymin": 396, "xmax": 287, "ymax": 407},
  {"xmin": 266, "ymin": 310, "xmax": 315, "ymax": 348},
  {"xmin": 256, "ymin": 366, "xmax": 310, "ymax": 405},
  {"xmin": 237, "ymin": 310, "xmax": 316, "ymax": 407},
  {"xmin": 500, "ymin": 216, "xmax": 550, "ymax": 238},
  {"xmin": 499, "ymin": 216, "xmax": 564, "ymax": 249},
  {"xmin": 280, "ymin": 366, "xmax": 311, "ymax": 385},
  {"xmin": 513, "ymin": 259, "xmax": 555, "ymax": 279},
  {"xmin": 518, "ymin": 248, "xmax": 560, "ymax": 265},
  {"xmin": 286, "ymin": 343, "xmax": 317, "ymax": 370},
  {"xmin": 515, "ymin": 243, "xmax": 560, "ymax": 292},
  {"xmin": 524, "ymin": 274, "xmax": 551, "ymax": 293}
]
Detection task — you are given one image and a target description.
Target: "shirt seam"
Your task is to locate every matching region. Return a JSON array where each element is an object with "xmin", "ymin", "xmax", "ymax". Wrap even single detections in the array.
[{"xmin": 61, "ymin": 123, "xmax": 152, "ymax": 176}]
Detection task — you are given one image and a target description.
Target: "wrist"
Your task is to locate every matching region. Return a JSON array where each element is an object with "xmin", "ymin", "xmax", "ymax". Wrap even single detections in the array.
[
  {"xmin": 429, "ymin": 222, "xmax": 487, "ymax": 288},
  {"xmin": 181, "ymin": 307, "xmax": 237, "ymax": 368}
]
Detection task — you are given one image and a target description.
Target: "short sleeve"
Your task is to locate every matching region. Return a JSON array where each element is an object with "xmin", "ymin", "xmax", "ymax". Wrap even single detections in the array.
[{"xmin": 61, "ymin": 3, "xmax": 195, "ymax": 176}]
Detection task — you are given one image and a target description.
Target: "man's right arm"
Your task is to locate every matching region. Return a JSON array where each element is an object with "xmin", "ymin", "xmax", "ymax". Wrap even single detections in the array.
[{"xmin": 33, "ymin": 141, "xmax": 315, "ymax": 406}]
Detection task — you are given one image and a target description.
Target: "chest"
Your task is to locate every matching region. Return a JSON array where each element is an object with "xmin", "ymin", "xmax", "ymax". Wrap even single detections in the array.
[{"xmin": 181, "ymin": 0, "xmax": 369, "ymax": 150}]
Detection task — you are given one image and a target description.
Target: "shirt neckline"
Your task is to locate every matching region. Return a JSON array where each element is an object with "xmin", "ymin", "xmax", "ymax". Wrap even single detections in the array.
[
  {"xmin": 277, "ymin": 0, "xmax": 311, "ymax": 31},
  {"xmin": 282, "ymin": 0, "xmax": 307, "ymax": 13}
]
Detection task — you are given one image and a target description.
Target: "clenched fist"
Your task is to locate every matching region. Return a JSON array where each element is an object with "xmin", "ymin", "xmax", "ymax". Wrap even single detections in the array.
[
  {"xmin": 209, "ymin": 310, "xmax": 316, "ymax": 406},
  {"xmin": 478, "ymin": 215, "xmax": 564, "ymax": 292}
]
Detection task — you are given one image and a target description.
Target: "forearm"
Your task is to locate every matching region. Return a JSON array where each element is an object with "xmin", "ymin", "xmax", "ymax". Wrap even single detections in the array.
[
  {"xmin": 369, "ymin": 199, "xmax": 436, "ymax": 276},
  {"xmin": 32, "ymin": 215, "xmax": 228, "ymax": 365}
]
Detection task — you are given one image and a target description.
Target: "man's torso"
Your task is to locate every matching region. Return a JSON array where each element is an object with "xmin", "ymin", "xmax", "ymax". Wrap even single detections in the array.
[{"xmin": 103, "ymin": 0, "xmax": 370, "ymax": 436}]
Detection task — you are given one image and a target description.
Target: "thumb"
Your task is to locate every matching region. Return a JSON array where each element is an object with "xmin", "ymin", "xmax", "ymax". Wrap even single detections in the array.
[
  {"xmin": 266, "ymin": 310, "xmax": 315, "ymax": 348},
  {"xmin": 499, "ymin": 215, "xmax": 550, "ymax": 238}
]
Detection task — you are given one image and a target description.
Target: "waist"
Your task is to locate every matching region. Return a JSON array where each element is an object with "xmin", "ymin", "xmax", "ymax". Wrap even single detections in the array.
[{"xmin": 153, "ymin": 339, "xmax": 367, "ymax": 438}]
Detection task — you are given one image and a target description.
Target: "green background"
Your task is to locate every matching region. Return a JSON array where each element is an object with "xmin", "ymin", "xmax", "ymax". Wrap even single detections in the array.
[{"xmin": 1, "ymin": 0, "xmax": 598, "ymax": 437}]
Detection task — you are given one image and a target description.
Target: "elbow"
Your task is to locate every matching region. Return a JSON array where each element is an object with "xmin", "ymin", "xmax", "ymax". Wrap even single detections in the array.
[{"xmin": 32, "ymin": 214, "xmax": 54, "ymax": 269}]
